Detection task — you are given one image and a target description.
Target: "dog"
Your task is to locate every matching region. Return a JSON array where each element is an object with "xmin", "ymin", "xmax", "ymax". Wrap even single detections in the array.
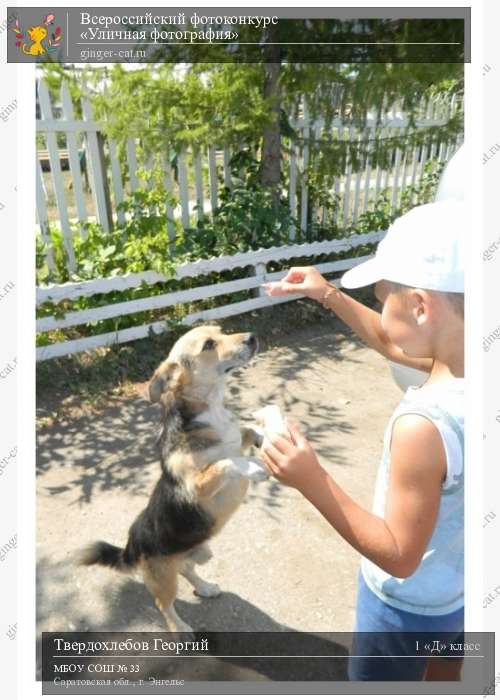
[{"xmin": 79, "ymin": 325, "xmax": 267, "ymax": 633}]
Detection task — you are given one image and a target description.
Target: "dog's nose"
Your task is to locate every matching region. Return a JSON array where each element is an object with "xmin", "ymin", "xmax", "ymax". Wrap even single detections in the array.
[{"xmin": 244, "ymin": 333, "xmax": 257, "ymax": 348}]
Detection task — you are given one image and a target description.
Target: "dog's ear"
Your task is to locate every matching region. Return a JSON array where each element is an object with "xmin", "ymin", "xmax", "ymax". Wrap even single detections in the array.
[{"xmin": 148, "ymin": 361, "xmax": 183, "ymax": 403}]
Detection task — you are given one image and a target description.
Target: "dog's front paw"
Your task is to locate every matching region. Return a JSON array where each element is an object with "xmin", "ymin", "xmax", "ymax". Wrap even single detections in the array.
[
  {"xmin": 250, "ymin": 425, "xmax": 265, "ymax": 449},
  {"xmin": 241, "ymin": 425, "xmax": 265, "ymax": 451},
  {"xmin": 245, "ymin": 458, "xmax": 270, "ymax": 482},
  {"xmin": 231, "ymin": 457, "xmax": 269, "ymax": 481}
]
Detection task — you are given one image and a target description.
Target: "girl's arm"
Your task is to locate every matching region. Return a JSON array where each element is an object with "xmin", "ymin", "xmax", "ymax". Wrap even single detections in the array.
[{"xmin": 261, "ymin": 417, "xmax": 445, "ymax": 578}]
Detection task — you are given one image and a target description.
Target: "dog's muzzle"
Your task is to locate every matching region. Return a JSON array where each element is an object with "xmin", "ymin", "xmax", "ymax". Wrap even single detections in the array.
[{"xmin": 221, "ymin": 334, "xmax": 259, "ymax": 373}]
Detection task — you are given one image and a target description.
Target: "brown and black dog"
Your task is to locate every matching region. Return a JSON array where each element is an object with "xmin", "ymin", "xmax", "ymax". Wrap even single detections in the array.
[{"xmin": 79, "ymin": 325, "xmax": 267, "ymax": 632}]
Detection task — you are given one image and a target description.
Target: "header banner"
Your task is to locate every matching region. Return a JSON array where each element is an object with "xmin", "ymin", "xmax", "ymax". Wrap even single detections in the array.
[{"xmin": 6, "ymin": 7, "xmax": 470, "ymax": 63}]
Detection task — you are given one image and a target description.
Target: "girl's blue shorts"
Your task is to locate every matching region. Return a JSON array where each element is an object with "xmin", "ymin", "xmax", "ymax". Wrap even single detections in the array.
[{"xmin": 348, "ymin": 569, "xmax": 464, "ymax": 681}]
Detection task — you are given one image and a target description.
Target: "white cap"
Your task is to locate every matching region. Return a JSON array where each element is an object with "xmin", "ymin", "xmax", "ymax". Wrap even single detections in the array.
[{"xmin": 340, "ymin": 200, "xmax": 465, "ymax": 293}]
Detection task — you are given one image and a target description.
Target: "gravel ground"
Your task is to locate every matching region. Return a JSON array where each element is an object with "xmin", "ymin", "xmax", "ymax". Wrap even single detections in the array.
[{"xmin": 36, "ymin": 321, "xmax": 402, "ymax": 680}]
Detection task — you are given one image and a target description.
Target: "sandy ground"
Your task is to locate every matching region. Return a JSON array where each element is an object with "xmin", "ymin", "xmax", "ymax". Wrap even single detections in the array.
[{"xmin": 36, "ymin": 322, "xmax": 402, "ymax": 680}]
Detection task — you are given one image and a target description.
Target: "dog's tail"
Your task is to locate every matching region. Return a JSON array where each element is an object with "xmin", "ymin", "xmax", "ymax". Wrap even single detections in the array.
[{"xmin": 77, "ymin": 541, "xmax": 132, "ymax": 572}]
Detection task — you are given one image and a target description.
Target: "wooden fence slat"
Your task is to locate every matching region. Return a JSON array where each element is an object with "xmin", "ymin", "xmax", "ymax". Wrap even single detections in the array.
[
  {"xmin": 289, "ymin": 115, "xmax": 450, "ymax": 130},
  {"xmin": 145, "ymin": 153, "xmax": 154, "ymax": 181},
  {"xmin": 343, "ymin": 126, "xmax": 354, "ymax": 229},
  {"xmin": 36, "ymin": 119, "xmax": 100, "ymax": 132},
  {"xmin": 162, "ymin": 153, "xmax": 177, "ymax": 251},
  {"xmin": 391, "ymin": 143, "xmax": 402, "ymax": 214},
  {"xmin": 374, "ymin": 126, "xmax": 383, "ymax": 202},
  {"xmin": 108, "ymin": 139, "xmax": 126, "ymax": 226},
  {"xmin": 126, "ymin": 139, "xmax": 139, "ymax": 191},
  {"xmin": 38, "ymin": 271, "xmax": 168, "ymax": 304},
  {"xmin": 168, "ymin": 229, "xmax": 384, "ymax": 280},
  {"xmin": 60, "ymin": 81, "xmax": 88, "ymax": 228},
  {"xmin": 177, "ymin": 150, "xmax": 190, "ymax": 229},
  {"xmin": 288, "ymin": 140, "xmax": 297, "ymax": 240},
  {"xmin": 427, "ymin": 99, "xmax": 438, "ymax": 168},
  {"xmin": 333, "ymin": 125, "xmax": 342, "ymax": 226},
  {"xmin": 310, "ymin": 121, "xmax": 322, "ymax": 224},
  {"xmin": 208, "ymin": 145, "xmax": 218, "ymax": 213},
  {"xmin": 409, "ymin": 139, "xmax": 420, "ymax": 205},
  {"xmin": 319, "ymin": 117, "xmax": 332, "ymax": 227},
  {"xmin": 194, "ymin": 149, "xmax": 204, "ymax": 221},
  {"xmin": 445, "ymin": 95, "xmax": 459, "ymax": 162},
  {"xmin": 223, "ymin": 147, "xmax": 232, "ymax": 190},
  {"xmin": 144, "ymin": 152, "xmax": 157, "ymax": 216},
  {"xmin": 38, "ymin": 79, "xmax": 76, "ymax": 271},
  {"xmin": 352, "ymin": 132, "xmax": 363, "ymax": 225},
  {"xmin": 321, "ymin": 197, "xmax": 328, "ymax": 227},
  {"xmin": 300, "ymin": 100, "xmax": 310, "ymax": 234},
  {"xmin": 37, "ymin": 231, "xmax": 386, "ymax": 305},
  {"xmin": 36, "ymin": 160, "xmax": 56, "ymax": 273},
  {"xmin": 418, "ymin": 137, "xmax": 429, "ymax": 188},
  {"xmin": 382, "ymin": 126, "xmax": 392, "ymax": 193},
  {"xmin": 399, "ymin": 148, "xmax": 409, "ymax": 198},
  {"xmin": 81, "ymin": 94, "xmax": 111, "ymax": 232},
  {"xmin": 438, "ymin": 133, "xmax": 447, "ymax": 163},
  {"xmin": 172, "ymin": 231, "xmax": 384, "ymax": 279},
  {"xmin": 362, "ymin": 128, "xmax": 374, "ymax": 212}
]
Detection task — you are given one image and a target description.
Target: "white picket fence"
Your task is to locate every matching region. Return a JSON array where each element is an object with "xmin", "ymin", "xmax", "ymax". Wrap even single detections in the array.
[
  {"xmin": 35, "ymin": 78, "xmax": 463, "ymax": 361},
  {"xmin": 36, "ymin": 231, "xmax": 386, "ymax": 361},
  {"xmin": 36, "ymin": 80, "xmax": 463, "ymax": 270}
]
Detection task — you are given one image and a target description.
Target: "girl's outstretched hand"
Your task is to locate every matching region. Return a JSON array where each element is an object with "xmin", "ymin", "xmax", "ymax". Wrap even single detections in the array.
[
  {"xmin": 261, "ymin": 266, "xmax": 329, "ymax": 303},
  {"xmin": 260, "ymin": 419, "xmax": 325, "ymax": 492}
]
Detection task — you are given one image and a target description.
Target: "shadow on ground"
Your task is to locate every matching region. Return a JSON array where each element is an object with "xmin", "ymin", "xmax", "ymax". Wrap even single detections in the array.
[
  {"xmin": 36, "ymin": 399, "xmax": 160, "ymax": 504},
  {"xmin": 36, "ymin": 555, "xmax": 349, "ymax": 681}
]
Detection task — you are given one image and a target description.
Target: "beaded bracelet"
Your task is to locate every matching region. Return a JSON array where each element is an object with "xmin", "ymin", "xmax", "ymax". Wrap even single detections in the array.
[{"xmin": 320, "ymin": 282, "xmax": 338, "ymax": 309}]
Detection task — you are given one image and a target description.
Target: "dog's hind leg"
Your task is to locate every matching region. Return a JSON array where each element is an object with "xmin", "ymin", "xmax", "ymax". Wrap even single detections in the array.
[
  {"xmin": 188, "ymin": 542, "xmax": 213, "ymax": 565},
  {"xmin": 180, "ymin": 556, "xmax": 221, "ymax": 598},
  {"xmin": 141, "ymin": 555, "xmax": 193, "ymax": 633}
]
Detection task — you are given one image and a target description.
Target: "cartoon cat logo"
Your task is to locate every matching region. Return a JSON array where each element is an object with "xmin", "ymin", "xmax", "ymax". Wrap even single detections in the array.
[{"xmin": 11, "ymin": 13, "xmax": 62, "ymax": 57}]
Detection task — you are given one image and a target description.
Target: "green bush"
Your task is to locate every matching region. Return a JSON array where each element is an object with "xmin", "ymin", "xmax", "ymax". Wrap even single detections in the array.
[{"xmin": 178, "ymin": 150, "xmax": 297, "ymax": 258}]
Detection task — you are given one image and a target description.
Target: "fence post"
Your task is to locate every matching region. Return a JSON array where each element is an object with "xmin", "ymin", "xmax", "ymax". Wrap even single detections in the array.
[
  {"xmin": 223, "ymin": 147, "xmax": 232, "ymax": 191},
  {"xmin": 254, "ymin": 262, "xmax": 267, "ymax": 297},
  {"xmin": 60, "ymin": 80, "xmax": 88, "ymax": 233},
  {"xmin": 127, "ymin": 139, "xmax": 139, "ymax": 192},
  {"xmin": 362, "ymin": 127, "xmax": 374, "ymax": 213},
  {"xmin": 81, "ymin": 93, "xmax": 112, "ymax": 232},
  {"xmin": 162, "ymin": 152, "xmax": 177, "ymax": 254},
  {"xmin": 194, "ymin": 149, "xmax": 204, "ymax": 222},
  {"xmin": 36, "ymin": 160, "xmax": 56, "ymax": 274},
  {"xmin": 177, "ymin": 150, "xmax": 190, "ymax": 230},
  {"xmin": 108, "ymin": 139, "xmax": 126, "ymax": 226},
  {"xmin": 288, "ymin": 139, "xmax": 298, "ymax": 241},
  {"xmin": 38, "ymin": 78, "xmax": 76, "ymax": 272},
  {"xmin": 98, "ymin": 132, "xmax": 114, "ymax": 228},
  {"xmin": 300, "ymin": 98, "xmax": 310, "ymax": 235},
  {"xmin": 208, "ymin": 145, "xmax": 218, "ymax": 214}
]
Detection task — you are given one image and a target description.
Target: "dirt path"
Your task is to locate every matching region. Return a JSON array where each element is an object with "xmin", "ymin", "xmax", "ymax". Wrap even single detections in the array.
[{"xmin": 36, "ymin": 322, "xmax": 401, "ymax": 656}]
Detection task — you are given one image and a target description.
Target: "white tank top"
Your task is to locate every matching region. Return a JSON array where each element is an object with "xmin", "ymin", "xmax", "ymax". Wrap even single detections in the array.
[{"xmin": 361, "ymin": 378, "xmax": 464, "ymax": 615}]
